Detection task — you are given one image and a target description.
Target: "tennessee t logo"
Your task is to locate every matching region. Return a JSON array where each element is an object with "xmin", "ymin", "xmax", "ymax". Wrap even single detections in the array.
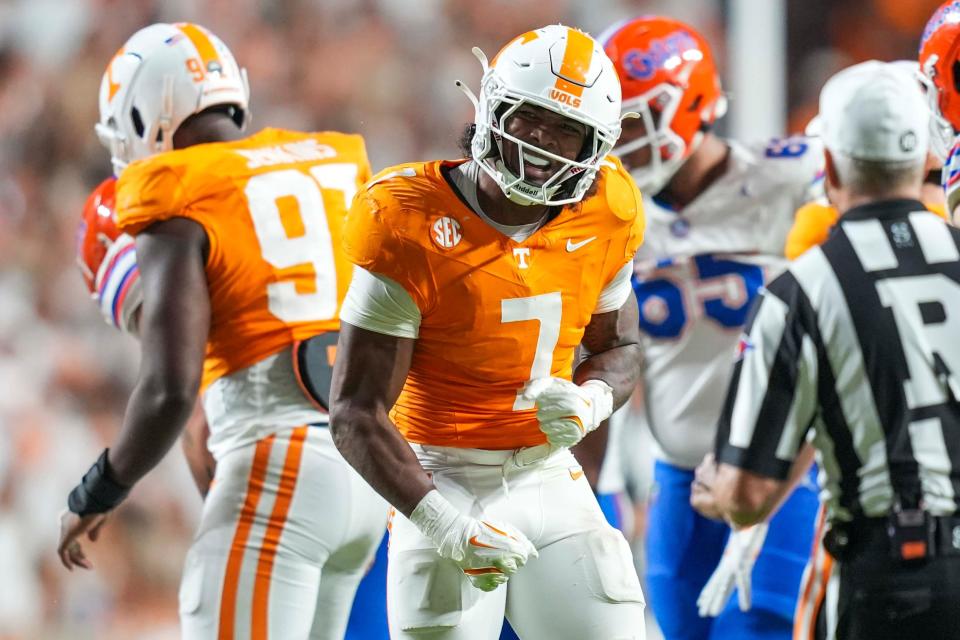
[{"xmin": 513, "ymin": 247, "xmax": 531, "ymax": 269}]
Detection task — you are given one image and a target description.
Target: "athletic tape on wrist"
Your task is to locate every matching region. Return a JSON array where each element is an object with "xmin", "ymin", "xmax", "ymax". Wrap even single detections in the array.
[{"xmin": 67, "ymin": 449, "xmax": 130, "ymax": 515}]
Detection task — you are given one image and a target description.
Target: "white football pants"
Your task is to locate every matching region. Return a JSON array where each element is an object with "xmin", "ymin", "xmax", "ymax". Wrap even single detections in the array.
[
  {"xmin": 388, "ymin": 444, "xmax": 647, "ymax": 639},
  {"xmin": 179, "ymin": 425, "xmax": 389, "ymax": 639}
]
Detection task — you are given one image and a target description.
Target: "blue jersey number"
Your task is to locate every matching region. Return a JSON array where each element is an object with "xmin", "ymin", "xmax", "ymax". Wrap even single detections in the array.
[
  {"xmin": 764, "ymin": 136, "xmax": 808, "ymax": 159},
  {"xmin": 633, "ymin": 256, "xmax": 764, "ymax": 339}
]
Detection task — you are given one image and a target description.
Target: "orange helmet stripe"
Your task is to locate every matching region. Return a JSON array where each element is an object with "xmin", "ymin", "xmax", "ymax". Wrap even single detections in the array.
[
  {"xmin": 554, "ymin": 27, "xmax": 594, "ymax": 97},
  {"xmin": 176, "ymin": 23, "xmax": 221, "ymax": 74},
  {"xmin": 106, "ymin": 47, "xmax": 124, "ymax": 102},
  {"xmin": 491, "ymin": 30, "xmax": 540, "ymax": 67}
]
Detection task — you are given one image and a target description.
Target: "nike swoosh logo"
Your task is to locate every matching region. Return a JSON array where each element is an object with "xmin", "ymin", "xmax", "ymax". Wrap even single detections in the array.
[
  {"xmin": 469, "ymin": 535, "xmax": 496, "ymax": 549},
  {"xmin": 566, "ymin": 236, "xmax": 597, "ymax": 252}
]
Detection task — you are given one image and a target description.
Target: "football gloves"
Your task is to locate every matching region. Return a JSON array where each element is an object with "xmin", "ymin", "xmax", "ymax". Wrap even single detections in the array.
[
  {"xmin": 409, "ymin": 490, "xmax": 537, "ymax": 591},
  {"xmin": 697, "ymin": 523, "xmax": 769, "ymax": 617},
  {"xmin": 522, "ymin": 377, "xmax": 614, "ymax": 448}
]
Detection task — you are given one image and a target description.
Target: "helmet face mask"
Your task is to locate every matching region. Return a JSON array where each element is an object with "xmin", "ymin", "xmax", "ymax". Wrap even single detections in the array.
[
  {"xmin": 97, "ymin": 23, "xmax": 250, "ymax": 175},
  {"xmin": 614, "ymin": 86, "xmax": 691, "ymax": 194},
  {"xmin": 462, "ymin": 25, "xmax": 625, "ymax": 206},
  {"xmin": 484, "ymin": 97, "xmax": 606, "ymax": 205},
  {"xmin": 918, "ymin": 54, "xmax": 958, "ymax": 164}
]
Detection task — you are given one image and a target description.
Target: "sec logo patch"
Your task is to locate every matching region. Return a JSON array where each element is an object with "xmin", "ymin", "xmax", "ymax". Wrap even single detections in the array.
[{"xmin": 432, "ymin": 216, "xmax": 462, "ymax": 249}]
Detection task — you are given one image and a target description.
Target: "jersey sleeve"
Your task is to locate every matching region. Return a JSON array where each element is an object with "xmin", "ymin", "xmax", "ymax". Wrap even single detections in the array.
[
  {"xmin": 340, "ymin": 267, "xmax": 421, "ymax": 338},
  {"xmin": 943, "ymin": 138, "xmax": 960, "ymax": 215},
  {"xmin": 114, "ymin": 159, "xmax": 190, "ymax": 235},
  {"xmin": 341, "ymin": 181, "xmax": 435, "ymax": 314},
  {"xmin": 715, "ymin": 270, "xmax": 818, "ymax": 480},
  {"xmin": 594, "ymin": 261, "xmax": 633, "ymax": 313}
]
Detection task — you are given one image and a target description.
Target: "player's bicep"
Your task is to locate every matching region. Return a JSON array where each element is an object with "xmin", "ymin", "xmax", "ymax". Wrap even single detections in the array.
[
  {"xmin": 331, "ymin": 322, "xmax": 415, "ymax": 414},
  {"xmin": 134, "ymin": 218, "xmax": 210, "ymax": 393},
  {"xmin": 581, "ymin": 290, "xmax": 641, "ymax": 356}
]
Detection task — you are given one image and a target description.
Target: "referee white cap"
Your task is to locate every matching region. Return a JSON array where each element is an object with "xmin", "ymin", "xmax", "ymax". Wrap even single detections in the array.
[{"xmin": 809, "ymin": 60, "xmax": 929, "ymax": 162}]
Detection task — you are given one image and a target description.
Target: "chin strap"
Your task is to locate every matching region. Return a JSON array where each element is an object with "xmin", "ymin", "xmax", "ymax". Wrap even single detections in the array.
[
  {"xmin": 156, "ymin": 74, "xmax": 176, "ymax": 154},
  {"xmin": 493, "ymin": 158, "xmax": 563, "ymax": 206}
]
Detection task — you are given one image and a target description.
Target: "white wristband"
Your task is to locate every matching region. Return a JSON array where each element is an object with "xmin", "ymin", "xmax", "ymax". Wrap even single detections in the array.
[
  {"xmin": 409, "ymin": 489, "xmax": 462, "ymax": 553},
  {"xmin": 581, "ymin": 379, "xmax": 614, "ymax": 428}
]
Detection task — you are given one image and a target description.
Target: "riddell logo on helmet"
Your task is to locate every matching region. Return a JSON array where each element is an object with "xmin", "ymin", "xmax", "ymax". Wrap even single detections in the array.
[{"xmin": 550, "ymin": 89, "xmax": 582, "ymax": 108}]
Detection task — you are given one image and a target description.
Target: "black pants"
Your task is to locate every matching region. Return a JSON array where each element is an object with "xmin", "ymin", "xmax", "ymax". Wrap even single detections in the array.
[{"xmin": 834, "ymin": 520, "xmax": 960, "ymax": 639}]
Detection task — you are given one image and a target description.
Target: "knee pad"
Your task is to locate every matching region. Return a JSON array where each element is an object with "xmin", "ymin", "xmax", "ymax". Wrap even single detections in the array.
[{"xmin": 583, "ymin": 528, "xmax": 646, "ymax": 605}]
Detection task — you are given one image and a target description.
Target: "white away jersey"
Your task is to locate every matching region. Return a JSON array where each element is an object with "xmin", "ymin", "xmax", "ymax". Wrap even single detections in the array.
[{"xmin": 633, "ymin": 136, "xmax": 824, "ymax": 468}]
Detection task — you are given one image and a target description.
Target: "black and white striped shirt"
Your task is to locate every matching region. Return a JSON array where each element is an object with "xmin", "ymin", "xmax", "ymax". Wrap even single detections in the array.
[{"xmin": 716, "ymin": 199, "xmax": 960, "ymax": 523}]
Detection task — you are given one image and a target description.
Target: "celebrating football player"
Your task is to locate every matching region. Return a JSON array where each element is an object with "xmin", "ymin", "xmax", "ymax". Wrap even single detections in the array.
[
  {"xmin": 600, "ymin": 16, "xmax": 822, "ymax": 640},
  {"xmin": 58, "ymin": 23, "xmax": 389, "ymax": 639},
  {"xmin": 323, "ymin": 24, "xmax": 648, "ymax": 639}
]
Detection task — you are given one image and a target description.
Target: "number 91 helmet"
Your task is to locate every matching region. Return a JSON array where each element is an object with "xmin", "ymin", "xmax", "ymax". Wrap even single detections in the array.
[
  {"xmin": 96, "ymin": 22, "xmax": 250, "ymax": 176},
  {"xmin": 461, "ymin": 25, "xmax": 625, "ymax": 206},
  {"xmin": 600, "ymin": 16, "xmax": 727, "ymax": 195}
]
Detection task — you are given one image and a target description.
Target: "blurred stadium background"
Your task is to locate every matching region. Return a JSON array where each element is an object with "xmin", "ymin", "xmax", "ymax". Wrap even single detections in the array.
[{"xmin": 0, "ymin": 0, "xmax": 946, "ymax": 638}]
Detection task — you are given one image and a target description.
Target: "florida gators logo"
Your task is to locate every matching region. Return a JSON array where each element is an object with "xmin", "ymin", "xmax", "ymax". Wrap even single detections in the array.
[
  {"xmin": 621, "ymin": 31, "xmax": 700, "ymax": 80},
  {"xmin": 921, "ymin": 1, "xmax": 960, "ymax": 49}
]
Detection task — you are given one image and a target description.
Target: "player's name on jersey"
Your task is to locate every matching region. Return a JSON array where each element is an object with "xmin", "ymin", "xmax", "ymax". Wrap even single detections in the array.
[{"xmin": 235, "ymin": 139, "xmax": 339, "ymax": 168}]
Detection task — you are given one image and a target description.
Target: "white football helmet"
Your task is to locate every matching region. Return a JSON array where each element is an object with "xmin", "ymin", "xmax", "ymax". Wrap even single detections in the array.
[
  {"xmin": 459, "ymin": 25, "xmax": 625, "ymax": 206},
  {"xmin": 96, "ymin": 23, "xmax": 250, "ymax": 175}
]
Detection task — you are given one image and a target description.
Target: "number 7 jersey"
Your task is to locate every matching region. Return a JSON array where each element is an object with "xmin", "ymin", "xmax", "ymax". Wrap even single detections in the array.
[
  {"xmin": 115, "ymin": 127, "xmax": 371, "ymax": 390},
  {"xmin": 342, "ymin": 158, "xmax": 644, "ymax": 450}
]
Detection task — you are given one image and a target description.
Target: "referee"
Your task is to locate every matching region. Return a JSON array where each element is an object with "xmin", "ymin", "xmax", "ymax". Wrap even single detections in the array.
[{"xmin": 701, "ymin": 61, "xmax": 960, "ymax": 639}]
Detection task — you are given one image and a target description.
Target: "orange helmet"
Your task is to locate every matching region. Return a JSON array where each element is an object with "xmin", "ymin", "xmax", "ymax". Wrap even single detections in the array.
[
  {"xmin": 76, "ymin": 177, "xmax": 142, "ymax": 333},
  {"xmin": 919, "ymin": 2, "xmax": 960, "ymax": 158},
  {"xmin": 600, "ymin": 16, "xmax": 726, "ymax": 194}
]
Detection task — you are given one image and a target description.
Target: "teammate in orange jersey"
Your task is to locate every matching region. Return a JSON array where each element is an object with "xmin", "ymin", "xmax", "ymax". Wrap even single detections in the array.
[
  {"xmin": 320, "ymin": 24, "xmax": 648, "ymax": 639},
  {"xmin": 57, "ymin": 23, "xmax": 388, "ymax": 639},
  {"xmin": 76, "ymin": 176, "xmax": 215, "ymax": 494}
]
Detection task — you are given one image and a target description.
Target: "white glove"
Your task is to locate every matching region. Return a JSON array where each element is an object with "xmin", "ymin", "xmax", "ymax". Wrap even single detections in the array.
[
  {"xmin": 697, "ymin": 523, "xmax": 769, "ymax": 617},
  {"xmin": 521, "ymin": 377, "xmax": 614, "ymax": 448},
  {"xmin": 409, "ymin": 490, "xmax": 537, "ymax": 592}
]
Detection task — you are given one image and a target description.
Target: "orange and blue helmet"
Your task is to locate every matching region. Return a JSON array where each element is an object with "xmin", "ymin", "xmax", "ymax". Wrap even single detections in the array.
[{"xmin": 600, "ymin": 16, "xmax": 727, "ymax": 194}]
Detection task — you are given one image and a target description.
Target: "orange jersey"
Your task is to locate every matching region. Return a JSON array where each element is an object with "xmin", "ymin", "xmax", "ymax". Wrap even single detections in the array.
[
  {"xmin": 115, "ymin": 128, "xmax": 372, "ymax": 389},
  {"xmin": 343, "ymin": 159, "xmax": 644, "ymax": 449},
  {"xmin": 785, "ymin": 198, "xmax": 947, "ymax": 260}
]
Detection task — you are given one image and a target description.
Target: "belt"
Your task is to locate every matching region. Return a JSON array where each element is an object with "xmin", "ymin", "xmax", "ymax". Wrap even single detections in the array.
[
  {"xmin": 411, "ymin": 442, "xmax": 558, "ymax": 469},
  {"xmin": 825, "ymin": 514, "xmax": 960, "ymax": 561}
]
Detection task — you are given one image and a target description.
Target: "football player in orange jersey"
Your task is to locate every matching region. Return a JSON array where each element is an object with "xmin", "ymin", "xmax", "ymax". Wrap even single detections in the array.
[
  {"xmin": 322, "ymin": 25, "xmax": 648, "ymax": 639},
  {"xmin": 57, "ymin": 23, "xmax": 388, "ymax": 639},
  {"xmin": 76, "ymin": 176, "xmax": 216, "ymax": 495}
]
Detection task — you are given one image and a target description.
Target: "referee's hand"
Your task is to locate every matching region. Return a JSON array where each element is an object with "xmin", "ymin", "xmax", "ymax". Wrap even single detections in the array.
[{"xmin": 57, "ymin": 509, "xmax": 110, "ymax": 571}]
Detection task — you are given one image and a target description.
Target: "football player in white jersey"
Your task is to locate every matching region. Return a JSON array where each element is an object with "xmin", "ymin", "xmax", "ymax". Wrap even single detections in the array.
[{"xmin": 599, "ymin": 16, "xmax": 822, "ymax": 640}]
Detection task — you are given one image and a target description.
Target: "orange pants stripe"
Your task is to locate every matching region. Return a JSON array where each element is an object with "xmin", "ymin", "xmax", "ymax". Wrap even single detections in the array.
[
  {"xmin": 251, "ymin": 426, "xmax": 308, "ymax": 638},
  {"xmin": 218, "ymin": 434, "xmax": 276, "ymax": 640}
]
